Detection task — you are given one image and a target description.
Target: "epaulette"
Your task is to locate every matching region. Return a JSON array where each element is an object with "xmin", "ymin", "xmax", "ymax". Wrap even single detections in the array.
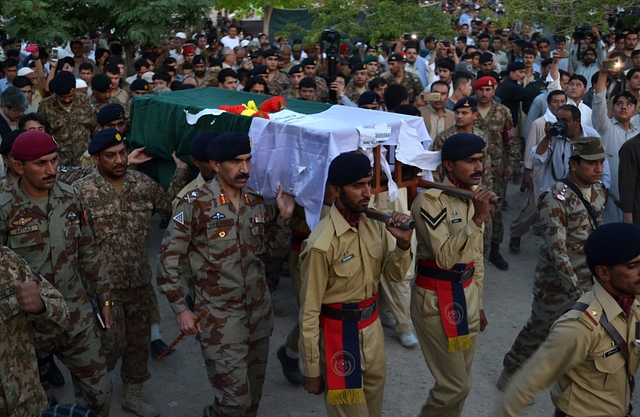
[
  {"xmin": 245, "ymin": 187, "xmax": 264, "ymax": 197},
  {"xmin": 58, "ymin": 181, "xmax": 77, "ymax": 195},
  {"xmin": 567, "ymin": 295, "xmax": 600, "ymax": 332},
  {"xmin": 0, "ymin": 191, "xmax": 12, "ymax": 207},
  {"xmin": 554, "ymin": 183, "xmax": 569, "ymax": 202},
  {"xmin": 425, "ymin": 188, "xmax": 443, "ymax": 200},
  {"xmin": 183, "ymin": 188, "xmax": 205, "ymax": 204},
  {"xmin": 311, "ymin": 218, "xmax": 334, "ymax": 254}
]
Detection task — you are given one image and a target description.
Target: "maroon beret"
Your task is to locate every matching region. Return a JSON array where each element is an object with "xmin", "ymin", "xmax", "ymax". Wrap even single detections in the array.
[{"xmin": 12, "ymin": 131, "xmax": 57, "ymax": 161}]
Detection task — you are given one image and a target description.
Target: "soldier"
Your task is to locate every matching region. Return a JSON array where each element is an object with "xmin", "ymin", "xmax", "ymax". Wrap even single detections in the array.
[
  {"xmin": 382, "ymin": 53, "xmax": 424, "ymax": 104},
  {"xmin": 157, "ymin": 132, "xmax": 294, "ymax": 417},
  {"xmin": 473, "ymin": 76, "xmax": 518, "ymax": 270},
  {"xmin": 495, "ymin": 222, "xmax": 640, "ymax": 417},
  {"xmin": 301, "ymin": 57, "xmax": 329, "ymax": 102},
  {"xmin": 410, "ymin": 133, "xmax": 493, "ymax": 417},
  {"xmin": 345, "ymin": 62, "xmax": 368, "ymax": 103},
  {"xmin": 498, "ymin": 137, "xmax": 609, "ymax": 390},
  {"xmin": 90, "ymin": 74, "xmax": 119, "ymax": 116},
  {"xmin": 0, "ymin": 131, "xmax": 113, "ymax": 416},
  {"xmin": 38, "ymin": 71, "xmax": 96, "ymax": 166},
  {"xmin": 363, "ymin": 55, "xmax": 379, "ymax": 82},
  {"xmin": 299, "ymin": 152, "xmax": 413, "ymax": 417},
  {"xmin": 264, "ymin": 49, "xmax": 289, "ymax": 95},
  {"xmin": 73, "ymin": 129, "xmax": 189, "ymax": 417},
  {"xmin": 281, "ymin": 65, "xmax": 304, "ymax": 99},
  {"xmin": 0, "ymin": 246, "xmax": 70, "ymax": 417},
  {"xmin": 0, "ymin": 129, "xmax": 24, "ymax": 192}
]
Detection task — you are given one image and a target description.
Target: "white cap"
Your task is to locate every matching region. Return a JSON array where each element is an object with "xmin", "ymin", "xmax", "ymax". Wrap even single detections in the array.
[
  {"xmin": 75, "ymin": 78, "xmax": 88, "ymax": 88},
  {"xmin": 240, "ymin": 39, "xmax": 250, "ymax": 48},
  {"xmin": 175, "ymin": 32, "xmax": 187, "ymax": 40},
  {"xmin": 18, "ymin": 68, "xmax": 35, "ymax": 76},
  {"xmin": 141, "ymin": 71, "xmax": 155, "ymax": 82}
]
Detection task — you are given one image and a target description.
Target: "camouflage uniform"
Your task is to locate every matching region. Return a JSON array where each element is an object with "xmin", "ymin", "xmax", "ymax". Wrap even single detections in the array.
[
  {"xmin": 382, "ymin": 70, "xmax": 424, "ymax": 104},
  {"xmin": 73, "ymin": 166, "xmax": 188, "ymax": 381},
  {"xmin": 266, "ymin": 71, "xmax": 290, "ymax": 96},
  {"xmin": 313, "ymin": 76, "xmax": 329, "ymax": 103},
  {"xmin": 501, "ymin": 176, "xmax": 606, "ymax": 378},
  {"xmin": 0, "ymin": 176, "xmax": 13, "ymax": 193},
  {"xmin": 474, "ymin": 102, "xmax": 517, "ymax": 245},
  {"xmin": 157, "ymin": 176, "xmax": 291, "ymax": 417},
  {"xmin": 89, "ymin": 95, "xmax": 120, "ymax": 136},
  {"xmin": 280, "ymin": 87, "xmax": 298, "ymax": 99},
  {"xmin": 344, "ymin": 80, "xmax": 367, "ymax": 103},
  {"xmin": 0, "ymin": 180, "xmax": 112, "ymax": 416},
  {"xmin": 0, "ymin": 247, "xmax": 70, "ymax": 417},
  {"xmin": 38, "ymin": 94, "xmax": 96, "ymax": 167}
]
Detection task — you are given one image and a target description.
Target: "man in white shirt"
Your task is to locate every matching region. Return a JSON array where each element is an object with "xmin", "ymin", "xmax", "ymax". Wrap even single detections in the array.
[
  {"xmin": 220, "ymin": 25, "xmax": 241, "ymax": 49},
  {"xmin": 566, "ymin": 74, "xmax": 592, "ymax": 127}
]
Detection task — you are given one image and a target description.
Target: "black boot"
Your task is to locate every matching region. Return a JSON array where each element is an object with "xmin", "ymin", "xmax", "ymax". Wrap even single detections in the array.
[
  {"xmin": 489, "ymin": 243, "xmax": 509, "ymax": 270},
  {"xmin": 277, "ymin": 346, "xmax": 303, "ymax": 385}
]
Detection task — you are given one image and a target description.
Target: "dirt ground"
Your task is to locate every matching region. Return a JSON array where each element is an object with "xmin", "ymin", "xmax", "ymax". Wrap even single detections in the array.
[{"xmin": 52, "ymin": 181, "xmax": 640, "ymax": 416}]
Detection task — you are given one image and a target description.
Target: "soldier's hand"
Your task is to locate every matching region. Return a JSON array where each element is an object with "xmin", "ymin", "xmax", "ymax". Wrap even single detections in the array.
[
  {"xmin": 14, "ymin": 280, "xmax": 45, "ymax": 314},
  {"xmin": 385, "ymin": 211, "xmax": 413, "ymax": 250},
  {"xmin": 303, "ymin": 376, "xmax": 325, "ymax": 395},
  {"xmin": 479, "ymin": 309, "xmax": 488, "ymax": 332},
  {"xmin": 171, "ymin": 151, "xmax": 190, "ymax": 170},
  {"xmin": 522, "ymin": 169, "xmax": 532, "ymax": 189},
  {"xmin": 102, "ymin": 305, "xmax": 113, "ymax": 329},
  {"xmin": 504, "ymin": 166, "xmax": 513, "ymax": 182},
  {"xmin": 276, "ymin": 185, "xmax": 295, "ymax": 219},
  {"xmin": 177, "ymin": 309, "xmax": 201, "ymax": 335},
  {"xmin": 128, "ymin": 147, "xmax": 153, "ymax": 165},
  {"xmin": 470, "ymin": 187, "xmax": 496, "ymax": 227}
]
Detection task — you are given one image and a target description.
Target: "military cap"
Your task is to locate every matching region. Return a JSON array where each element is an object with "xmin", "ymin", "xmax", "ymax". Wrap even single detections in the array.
[
  {"xmin": 351, "ymin": 62, "xmax": 367, "ymax": 72},
  {"xmin": 12, "ymin": 130, "xmax": 57, "ymax": 160},
  {"xmin": 348, "ymin": 56, "xmax": 362, "ymax": 68},
  {"xmin": 91, "ymin": 73, "xmax": 113, "ymax": 93},
  {"xmin": 454, "ymin": 62, "xmax": 473, "ymax": 74},
  {"xmin": 570, "ymin": 137, "xmax": 612, "ymax": 160},
  {"xmin": 97, "ymin": 103, "xmax": 125, "ymax": 126},
  {"xmin": 183, "ymin": 45, "xmax": 196, "ymax": 55},
  {"xmin": 387, "ymin": 53, "xmax": 405, "ymax": 63},
  {"xmin": 328, "ymin": 152, "xmax": 372, "ymax": 186},
  {"xmin": 51, "ymin": 71, "xmax": 77, "ymax": 95},
  {"xmin": 193, "ymin": 55, "xmax": 206, "ymax": 65},
  {"xmin": 585, "ymin": 222, "xmax": 640, "ymax": 277},
  {"xmin": 395, "ymin": 104, "xmax": 421, "ymax": 116},
  {"xmin": 441, "ymin": 133, "xmax": 485, "ymax": 161},
  {"xmin": 89, "ymin": 128, "xmax": 125, "ymax": 155},
  {"xmin": 339, "ymin": 44, "xmax": 350, "ymax": 54},
  {"xmin": 207, "ymin": 132, "xmax": 252, "ymax": 161},
  {"xmin": 358, "ymin": 91, "xmax": 380, "ymax": 106},
  {"xmin": 301, "ymin": 57, "xmax": 318, "ymax": 67},
  {"xmin": 288, "ymin": 65, "xmax": 304, "ymax": 75},
  {"xmin": 452, "ymin": 96, "xmax": 478, "ymax": 111},
  {"xmin": 363, "ymin": 55, "xmax": 378, "ymax": 65},
  {"xmin": 251, "ymin": 65, "xmax": 269, "ymax": 76},
  {"xmin": 474, "ymin": 76, "xmax": 496, "ymax": 89},
  {"xmin": 0, "ymin": 129, "xmax": 26, "ymax": 155},
  {"xmin": 262, "ymin": 48, "xmax": 278, "ymax": 58},
  {"xmin": 479, "ymin": 52, "xmax": 493, "ymax": 64},
  {"xmin": 130, "ymin": 79, "xmax": 149, "ymax": 92},
  {"xmin": 190, "ymin": 131, "xmax": 218, "ymax": 162},
  {"xmin": 507, "ymin": 62, "xmax": 525, "ymax": 72}
]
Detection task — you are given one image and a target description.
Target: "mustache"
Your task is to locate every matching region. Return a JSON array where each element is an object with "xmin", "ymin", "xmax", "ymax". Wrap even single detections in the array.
[{"xmin": 235, "ymin": 173, "xmax": 250, "ymax": 180}]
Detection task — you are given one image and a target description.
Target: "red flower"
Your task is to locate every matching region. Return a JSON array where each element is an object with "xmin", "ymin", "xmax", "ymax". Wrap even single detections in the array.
[
  {"xmin": 219, "ymin": 104, "xmax": 246, "ymax": 114},
  {"xmin": 260, "ymin": 96, "xmax": 287, "ymax": 113}
]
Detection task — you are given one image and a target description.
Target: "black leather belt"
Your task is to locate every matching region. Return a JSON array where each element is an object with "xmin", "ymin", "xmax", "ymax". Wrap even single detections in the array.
[
  {"xmin": 416, "ymin": 263, "xmax": 475, "ymax": 283},
  {"xmin": 321, "ymin": 301, "xmax": 377, "ymax": 323}
]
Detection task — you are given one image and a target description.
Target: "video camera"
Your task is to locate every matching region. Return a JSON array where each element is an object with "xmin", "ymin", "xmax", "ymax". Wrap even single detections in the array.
[{"xmin": 321, "ymin": 28, "xmax": 347, "ymax": 104}]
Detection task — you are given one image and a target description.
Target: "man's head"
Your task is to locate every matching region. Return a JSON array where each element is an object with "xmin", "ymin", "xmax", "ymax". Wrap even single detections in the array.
[
  {"xmin": 568, "ymin": 137, "xmax": 609, "ymax": 186},
  {"xmin": 286, "ymin": 65, "xmax": 303, "ymax": 89},
  {"xmin": 612, "ymin": 91, "xmax": 638, "ymax": 123},
  {"xmin": 217, "ymin": 68, "xmax": 239, "ymax": 90},
  {"xmin": 357, "ymin": 91, "xmax": 381, "ymax": 110},
  {"xmin": 97, "ymin": 103, "xmax": 126, "ymax": 133},
  {"xmin": 363, "ymin": 55, "xmax": 378, "ymax": 78},
  {"xmin": 228, "ymin": 25, "xmax": 238, "ymax": 39},
  {"xmin": 625, "ymin": 32, "xmax": 639, "ymax": 51},
  {"xmin": 12, "ymin": 76, "xmax": 34, "ymax": 105},
  {"xmin": 189, "ymin": 131, "xmax": 217, "ymax": 181},
  {"xmin": 441, "ymin": 133, "xmax": 486, "ymax": 186},
  {"xmin": 301, "ymin": 57, "xmax": 317, "ymax": 77},
  {"xmin": 474, "ymin": 76, "xmax": 497, "ymax": 106},
  {"xmin": 436, "ymin": 58, "xmax": 455, "ymax": 83},
  {"xmin": 405, "ymin": 46, "xmax": 418, "ymax": 65},
  {"xmin": 221, "ymin": 47, "xmax": 236, "ymax": 66},
  {"xmin": 369, "ymin": 77, "xmax": 388, "ymax": 104},
  {"xmin": 298, "ymin": 77, "xmax": 317, "ymax": 101},
  {"xmin": 207, "ymin": 132, "xmax": 252, "ymax": 191},
  {"xmin": 581, "ymin": 47, "xmax": 597, "ymax": 66},
  {"xmin": 183, "ymin": 45, "xmax": 196, "ymax": 63},
  {"xmin": 507, "ymin": 62, "xmax": 526, "ymax": 82},
  {"xmin": 244, "ymin": 76, "xmax": 269, "ymax": 94},
  {"xmin": 556, "ymin": 104, "xmax": 582, "ymax": 139},
  {"xmin": 89, "ymin": 128, "xmax": 128, "ymax": 180},
  {"xmin": 585, "ymin": 222, "xmax": 640, "ymax": 297},
  {"xmin": 547, "ymin": 90, "xmax": 568, "ymax": 115},
  {"xmin": 12, "ymin": 130, "xmax": 59, "ymax": 195},
  {"xmin": 492, "ymin": 37, "xmax": 502, "ymax": 51},
  {"xmin": 429, "ymin": 81, "xmax": 450, "ymax": 110},
  {"xmin": 91, "ymin": 74, "xmax": 113, "ymax": 103},
  {"xmin": 192, "ymin": 55, "xmax": 206, "ymax": 78},
  {"xmin": 453, "ymin": 97, "xmax": 478, "ymax": 128},
  {"xmin": 71, "ymin": 40, "xmax": 83, "ymax": 58},
  {"xmin": 327, "ymin": 152, "xmax": 373, "ymax": 214},
  {"xmin": 554, "ymin": 36, "xmax": 566, "ymax": 51},
  {"xmin": 104, "ymin": 64, "xmax": 122, "ymax": 92},
  {"xmin": 351, "ymin": 62, "xmax": 368, "ymax": 87},
  {"xmin": 387, "ymin": 54, "xmax": 405, "ymax": 76},
  {"xmin": 152, "ymin": 71, "xmax": 172, "ymax": 89},
  {"xmin": 523, "ymin": 49, "xmax": 536, "ymax": 68},
  {"xmin": 263, "ymin": 49, "xmax": 279, "ymax": 71},
  {"xmin": 479, "ymin": 52, "xmax": 493, "ymax": 73},
  {"xmin": 0, "ymin": 86, "xmax": 28, "ymax": 124},
  {"xmin": 0, "ymin": 128, "xmax": 25, "ymax": 176},
  {"xmin": 452, "ymin": 72, "xmax": 473, "ymax": 97},
  {"xmin": 567, "ymin": 74, "xmax": 588, "ymax": 101},
  {"xmin": 477, "ymin": 34, "xmax": 490, "ymax": 51},
  {"xmin": 134, "ymin": 59, "xmax": 150, "ymax": 79},
  {"xmin": 384, "ymin": 84, "xmax": 408, "ymax": 112},
  {"xmin": 3, "ymin": 59, "xmax": 18, "ymax": 84},
  {"xmin": 626, "ymin": 68, "xmax": 640, "ymax": 92}
]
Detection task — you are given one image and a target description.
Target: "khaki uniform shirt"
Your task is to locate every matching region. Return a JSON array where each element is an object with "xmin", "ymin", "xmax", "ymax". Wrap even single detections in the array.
[
  {"xmin": 281, "ymin": 87, "xmax": 299, "ymax": 99},
  {"xmin": 73, "ymin": 167, "xmax": 189, "ymax": 290},
  {"xmin": 298, "ymin": 205, "xmax": 412, "ymax": 377},
  {"xmin": 0, "ymin": 181, "xmax": 110, "ymax": 337},
  {"xmin": 0, "ymin": 247, "xmax": 69, "ymax": 417},
  {"xmin": 112, "ymin": 88, "xmax": 129, "ymax": 104},
  {"xmin": 157, "ymin": 177, "xmax": 291, "ymax": 344},
  {"xmin": 496, "ymin": 281, "xmax": 640, "ymax": 417}
]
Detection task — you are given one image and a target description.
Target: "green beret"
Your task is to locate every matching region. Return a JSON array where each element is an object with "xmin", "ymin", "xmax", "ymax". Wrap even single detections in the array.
[
  {"xmin": 89, "ymin": 128, "xmax": 125, "ymax": 155},
  {"xmin": 363, "ymin": 55, "xmax": 378, "ymax": 65},
  {"xmin": 328, "ymin": 152, "xmax": 372, "ymax": 186},
  {"xmin": 207, "ymin": 132, "xmax": 252, "ymax": 161}
]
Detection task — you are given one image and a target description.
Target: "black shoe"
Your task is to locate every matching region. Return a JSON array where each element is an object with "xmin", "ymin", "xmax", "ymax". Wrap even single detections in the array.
[
  {"xmin": 47, "ymin": 356, "xmax": 65, "ymax": 388},
  {"xmin": 277, "ymin": 346, "xmax": 303, "ymax": 385},
  {"xmin": 185, "ymin": 294, "xmax": 195, "ymax": 312},
  {"xmin": 150, "ymin": 339, "xmax": 175, "ymax": 359},
  {"xmin": 509, "ymin": 237, "xmax": 520, "ymax": 254},
  {"xmin": 489, "ymin": 243, "xmax": 509, "ymax": 270}
]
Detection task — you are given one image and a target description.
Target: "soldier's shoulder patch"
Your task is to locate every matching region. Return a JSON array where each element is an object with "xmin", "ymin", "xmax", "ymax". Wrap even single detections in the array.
[
  {"xmin": 183, "ymin": 189, "xmax": 205, "ymax": 203},
  {"xmin": 420, "ymin": 207, "xmax": 446, "ymax": 229}
]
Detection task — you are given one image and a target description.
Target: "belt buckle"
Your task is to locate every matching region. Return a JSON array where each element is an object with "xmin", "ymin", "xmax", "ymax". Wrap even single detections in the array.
[
  {"xmin": 360, "ymin": 305, "xmax": 374, "ymax": 321},
  {"xmin": 460, "ymin": 268, "xmax": 474, "ymax": 283}
]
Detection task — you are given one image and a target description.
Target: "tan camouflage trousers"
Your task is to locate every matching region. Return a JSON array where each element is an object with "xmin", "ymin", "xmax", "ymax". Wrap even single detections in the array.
[
  {"xmin": 501, "ymin": 278, "xmax": 576, "ymax": 377},
  {"xmin": 201, "ymin": 336, "xmax": 270, "ymax": 417},
  {"xmin": 98, "ymin": 286, "xmax": 151, "ymax": 384},
  {"xmin": 37, "ymin": 326, "xmax": 112, "ymax": 416}
]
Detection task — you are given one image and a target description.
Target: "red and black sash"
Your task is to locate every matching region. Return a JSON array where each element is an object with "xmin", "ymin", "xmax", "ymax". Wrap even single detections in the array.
[
  {"xmin": 319, "ymin": 294, "xmax": 378, "ymax": 405},
  {"xmin": 416, "ymin": 259, "xmax": 473, "ymax": 352}
]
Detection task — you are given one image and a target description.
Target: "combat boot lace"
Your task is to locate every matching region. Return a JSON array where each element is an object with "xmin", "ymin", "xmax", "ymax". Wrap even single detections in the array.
[{"xmin": 122, "ymin": 382, "xmax": 159, "ymax": 417}]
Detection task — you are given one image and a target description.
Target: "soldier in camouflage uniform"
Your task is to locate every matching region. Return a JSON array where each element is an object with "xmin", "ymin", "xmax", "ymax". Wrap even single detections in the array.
[
  {"xmin": 473, "ymin": 76, "xmax": 519, "ymax": 270},
  {"xmin": 263, "ymin": 49, "xmax": 289, "ymax": 96},
  {"xmin": 497, "ymin": 138, "xmax": 609, "ymax": 390},
  {"xmin": 73, "ymin": 129, "xmax": 189, "ymax": 417},
  {"xmin": 381, "ymin": 53, "xmax": 424, "ymax": 104},
  {"xmin": 281, "ymin": 65, "xmax": 304, "ymax": 99},
  {"xmin": 157, "ymin": 132, "xmax": 294, "ymax": 417},
  {"xmin": 89, "ymin": 74, "xmax": 120, "ymax": 137},
  {"xmin": 301, "ymin": 58, "xmax": 329, "ymax": 103},
  {"xmin": 344, "ymin": 62, "xmax": 368, "ymax": 103},
  {"xmin": 38, "ymin": 71, "xmax": 96, "ymax": 167},
  {"xmin": 0, "ymin": 129, "xmax": 23, "ymax": 193},
  {"xmin": 0, "ymin": 131, "xmax": 112, "ymax": 416},
  {"xmin": 0, "ymin": 246, "xmax": 70, "ymax": 417}
]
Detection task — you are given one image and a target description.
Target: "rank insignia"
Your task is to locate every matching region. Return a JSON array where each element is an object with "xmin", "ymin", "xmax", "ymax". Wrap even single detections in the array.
[
  {"xmin": 66, "ymin": 211, "xmax": 78, "ymax": 220},
  {"xmin": 555, "ymin": 193, "xmax": 565, "ymax": 201},
  {"xmin": 211, "ymin": 212, "xmax": 226, "ymax": 220},
  {"xmin": 252, "ymin": 214, "xmax": 265, "ymax": 224},
  {"xmin": 579, "ymin": 310, "xmax": 599, "ymax": 331},
  {"xmin": 220, "ymin": 194, "xmax": 227, "ymax": 205},
  {"xmin": 244, "ymin": 194, "xmax": 251, "ymax": 205},
  {"xmin": 219, "ymin": 231, "xmax": 226, "ymax": 238},
  {"xmin": 420, "ymin": 207, "xmax": 446, "ymax": 230},
  {"xmin": 173, "ymin": 212, "xmax": 184, "ymax": 225},
  {"xmin": 12, "ymin": 217, "xmax": 32, "ymax": 227}
]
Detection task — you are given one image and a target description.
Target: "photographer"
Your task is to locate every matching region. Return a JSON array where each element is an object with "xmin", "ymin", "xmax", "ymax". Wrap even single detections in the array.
[{"xmin": 532, "ymin": 104, "xmax": 610, "ymax": 194}]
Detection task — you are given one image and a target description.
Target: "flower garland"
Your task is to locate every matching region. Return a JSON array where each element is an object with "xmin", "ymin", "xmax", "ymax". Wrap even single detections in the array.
[{"xmin": 219, "ymin": 96, "xmax": 287, "ymax": 120}]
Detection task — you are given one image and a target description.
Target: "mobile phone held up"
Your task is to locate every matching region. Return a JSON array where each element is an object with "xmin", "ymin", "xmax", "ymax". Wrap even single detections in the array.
[{"xmin": 26, "ymin": 44, "xmax": 38, "ymax": 53}]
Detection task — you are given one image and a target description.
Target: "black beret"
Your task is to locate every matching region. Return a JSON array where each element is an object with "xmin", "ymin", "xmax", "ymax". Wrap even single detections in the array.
[
  {"xmin": 97, "ymin": 103, "xmax": 125, "ymax": 126},
  {"xmin": 395, "ymin": 104, "xmax": 421, "ymax": 116},
  {"xmin": 51, "ymin": 71, "xmax": 77, "ymax": 95},
  {"xmin": 301, "ymin": 57, "xmax": 317, "ymax": 67},
  {"xmin": 479, "ymin": 52, "xmax": 493, "ymax": 64},
  {"xmin": 351, "ymin": 62, "xmax": 367, "ymax": 72},
  {"xmin": 193, "ymin": 55, "xmax": 206, "ymax": 65},
  {"xmin": 0, "ymin": 129, "xmax": 26, "ymax": 155},
  {"xmin": 89, "ymin": 128, "xmax": 125, "ymax": 155},
  {"xmin": 541, "ymin": 57, "xmax": 553, "ymax": 67},
  {"xmin": 251, "ymin": 65, "xmax": 269, "ymax": 76},
  {"xmin": 507, "ymin": 62, "xmax": 525, "ymax": 72},
  {"xmin": 452, "ymin": 96, "xmax": 477, "ymax": 111},
  {"xmin": 288, "ymin": 64, "xmax": 304, "ymax": 75},
  {"xmin": 207, "ymin": 132, "xmax": 252, "ymax": 161},
  {"xmin": 190, "ymin": 131, "xmax": 218, "ymax": 161},
  {"xmin": 441, "ymin": 133, "xmax": 486, "ymax": 161},
  {"xmin": 387, "ymin": 53, "xmax": 405, "ymax": 63},
  {"xmin": 357, "ymin": 91, "xmax": 380, "ymax": 106},
  {"xmin": 585, "ymin": 223, "xmax": 640, "ymax": 278},
  {"xmin": 91, "ymin": 73, "xmax": 112, "ymax": 93},
  {"xmin": 130, "ymin": 79, "xmax": 149, "ymax": 92},
  {"xmin": 262, "ymin": 48, "xmax": 278, "ymax": 58},
  {"xmin": 328, "ymin": 152, "xmax": 372, "ymax": 186}
]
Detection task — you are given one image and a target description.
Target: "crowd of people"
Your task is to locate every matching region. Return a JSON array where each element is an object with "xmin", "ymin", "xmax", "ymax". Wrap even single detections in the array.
[{"xmin": 2, "ymin": 4, "xmax": 640, "ymax": 417}]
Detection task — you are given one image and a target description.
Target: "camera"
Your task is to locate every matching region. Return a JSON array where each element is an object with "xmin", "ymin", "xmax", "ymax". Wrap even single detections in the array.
[
  {"xmin": 572, "ymin": 24, "xmax": 593, "ymax": 42},
  {"xmin": 442, "ymin": 41, "xmax": 451, "ymax": 48},
  {"xmin": 550, "ymin": 121, "xmax": 568, "ymax": 137},
  {"xmin": 321, "ymin": 28, "xmax": 340, "ymax": 45}
]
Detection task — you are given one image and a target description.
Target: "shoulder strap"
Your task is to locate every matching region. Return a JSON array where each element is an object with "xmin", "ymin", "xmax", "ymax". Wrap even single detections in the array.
[
  {"xmin": 599, "ymin": 312, "xmax": 635, "ymax": 394},
  {"xmin": 558, "ymin": 178, "xmax": 598, "ymax": 228}
]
